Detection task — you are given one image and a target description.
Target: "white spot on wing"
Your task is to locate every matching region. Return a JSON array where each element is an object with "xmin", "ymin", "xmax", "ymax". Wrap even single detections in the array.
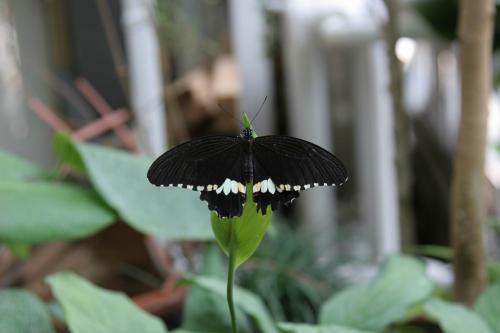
[
  {"xmin": 231, "ymin": 180, "xmax": 238, "ymax": 194},
  {"xmin": 285, "ymin": 184, "xmax": 291, "ymax": 191},
  {"xmin": 223, "ymin": 178, "xmax": 232, "ymax": 195},
  {"xmin": 304, "ymin": 184, "xmax": 310, "ymax": 189},
  {"xmin": 238, "ymin": 183, "xmax": 246, "ymax": 193},
  {"xmin": 216, "ymin": 184, "xmax": 223, "ymax": 194},
  {"xmin": 187, "ymin": 185, "xmax": 193, "ymax": 190},
  {"xmin": 253, "ymin": 182, "xmax": 261, "ymax": 193},
  {"xmin": 313, "ymin": 183, "xmax": 319, "ymax": 187},
  {"xmin": 267, "ymin": 178, "xmax": 276, "ymax": 194},
  {"xmin": 177, "ymin": 184, "xmax": 183, "ymax": 188},
  {"xmin": 261, "ymin": 179, "xmax": 268, "ymax": 193},
  {"xmin": 293, "ymin": 185, "xmax": 301, "ymax": 191},
  {"xmin": 197, "ymin": 186, "xmax": 204, "ymax": 191}
]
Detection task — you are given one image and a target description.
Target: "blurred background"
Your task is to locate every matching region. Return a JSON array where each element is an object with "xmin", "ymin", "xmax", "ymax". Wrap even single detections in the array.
[{"xmin": 1, "ymin": 0, "xmax": 500, "ymax": 331}]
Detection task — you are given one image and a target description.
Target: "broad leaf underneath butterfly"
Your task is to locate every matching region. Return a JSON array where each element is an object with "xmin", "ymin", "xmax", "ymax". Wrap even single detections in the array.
[{"xmin": 147, "ymin": 128, "xmax": 347, "ymax": 218}]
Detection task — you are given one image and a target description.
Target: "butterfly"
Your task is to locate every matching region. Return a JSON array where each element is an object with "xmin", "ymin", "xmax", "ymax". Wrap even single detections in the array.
[{"xmin": 147, "ymin": 127, "xmax": 348, "ymax": 218}]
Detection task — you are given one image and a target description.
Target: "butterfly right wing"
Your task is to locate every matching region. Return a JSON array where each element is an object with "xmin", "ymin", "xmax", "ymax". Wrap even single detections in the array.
[
  {"xmin": 251, "ymin": 135, "xmax": 348, "ymax": 214},
  {"xmin": 147, "ymin": 135, "xmax": 247, "ymax": 218}
]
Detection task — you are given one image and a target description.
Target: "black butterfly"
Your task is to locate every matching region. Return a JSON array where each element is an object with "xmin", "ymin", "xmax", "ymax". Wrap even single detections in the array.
[{"xmin": 147, "ymin": 128, "xmax": 348, "ymax": 218}]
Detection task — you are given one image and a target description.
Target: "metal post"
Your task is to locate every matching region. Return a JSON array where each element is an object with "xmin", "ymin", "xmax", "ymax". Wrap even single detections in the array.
[{"xmin": 121, "ymin": 0, "xmax": 166, "ymax": 156}]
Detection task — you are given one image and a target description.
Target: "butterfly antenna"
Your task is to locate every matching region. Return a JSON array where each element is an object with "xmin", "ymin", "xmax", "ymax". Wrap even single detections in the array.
[
  {"xmin": 217, "ymin": 102, "xmax": 243, "ymax": 127},
  {"xmin": 251, "ymin": 96, "xmax": 268, "ymax": 124}
]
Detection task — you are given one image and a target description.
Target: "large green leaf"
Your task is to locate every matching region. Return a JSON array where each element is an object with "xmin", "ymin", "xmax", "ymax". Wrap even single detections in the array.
[
  {"xmin": 475, "ymin": 283, "xmax": 500, "ymax": 333},
  {"xmin": 183, "ymin": 275, "xmax": 278, "ymax": 333},
  {"xmin": 424, "ymin": 299, "xmax": 493, "ymax": 333},
  {"xmin": 210, "ymin": 185, "xmax": 272, "ymax": 268},
  {"xmin": 319, "ymin": 255, "xmax": 434, "ymax": 331},
  {"xmin": 55, "ymin": 133, "xmax": 212, "ymax": 240},
  {"xmin": 278, "ymin": 323, "xmax": 377, "ymax": 333},
  {"xmin": 0, "ymin": 289, "xmax": 55, "ymax": 333},
  {"xmin": 46, "ymin": 272, "xmax": 167, "ymax": 333},
  {"xmin": 0, "ymin": 182, "xmax": 116, "ymax": 243},
  {"xmin": 0, "ymin": 149, "xmax": 48, "ymax": 183},
  {"xmin": 181, "ymin": 245, "xmax": 252, "ymax": 333}
]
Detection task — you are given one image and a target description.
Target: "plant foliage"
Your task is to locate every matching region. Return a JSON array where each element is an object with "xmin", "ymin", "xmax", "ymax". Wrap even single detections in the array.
[
  {"xmin": 55, "ymin": 133, "xmax": 213, "ymax": 240},
  {"xmin": 46, "ymin": 272, "xmax": 168, "ymax": 333}
]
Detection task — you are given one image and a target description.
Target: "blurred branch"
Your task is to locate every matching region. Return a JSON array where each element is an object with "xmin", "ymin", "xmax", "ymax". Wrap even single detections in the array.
[
  {"xmin": 72, "ymin": 109, "xmax": 131, "ymax": 141},
  {"xmin": 42, "ymin": 71, "xmax": 95, "ymax": 122},
  {"xmin": 95, "ymin": 0, "xmax": 130, "ymax": 102},
  {"xmin": 451, "ymin": 0, "xmax": 494, "ymax": 305},
  {"xmin": 75, "ymin": 78, "xmax": 138, "ymax": 152},
  {"xmin": 28, "ymin": 98, "xmax": 73, "ymax": 133},
  {"xmin": 383, "ymin": 0, "xmax": 416, "ymax": 249}
]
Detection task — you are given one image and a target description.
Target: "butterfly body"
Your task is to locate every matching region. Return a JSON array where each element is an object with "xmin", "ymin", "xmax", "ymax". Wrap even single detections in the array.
[{"xmin": 147, "ymin": 128, "xmax": 347, "ymax": 218}]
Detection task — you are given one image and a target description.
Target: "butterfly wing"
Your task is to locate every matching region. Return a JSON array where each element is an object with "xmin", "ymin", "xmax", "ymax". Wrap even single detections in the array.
[
  {"xmin": 147, "ymin": 135, "xmax": 247, "ymax": 218},
  {"xmin": 251, "ymin": 135, "xmax": 348, "ymax": 214}
]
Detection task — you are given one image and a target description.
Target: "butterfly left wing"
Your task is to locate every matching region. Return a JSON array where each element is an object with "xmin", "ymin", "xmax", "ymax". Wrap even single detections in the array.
[
  {"xmin": 147, "ymin": 135, "xmax": 247, "ymax": 218},
  {"xmin": 251, "ymin": 135, "xmax": 348, "ymax": 214}
]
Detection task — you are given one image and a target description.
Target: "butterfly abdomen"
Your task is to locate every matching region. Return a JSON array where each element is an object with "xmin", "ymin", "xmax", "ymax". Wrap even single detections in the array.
[{"xmin": 243, "ymin": 141, "xmax": 253, "ymax": 184}]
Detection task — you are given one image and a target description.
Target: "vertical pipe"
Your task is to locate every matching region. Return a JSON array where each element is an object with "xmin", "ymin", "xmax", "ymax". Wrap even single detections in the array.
[
  {"xmin": 228, "ymin": 0, "xmax": 275, "ymax": 134},
  {"xmin": 121, "ymin": 0, "xmax": 166, "ymax": 156},
  {"xmin": 283, "ymin": 0, "xmax": 337, "ymax": 230}
]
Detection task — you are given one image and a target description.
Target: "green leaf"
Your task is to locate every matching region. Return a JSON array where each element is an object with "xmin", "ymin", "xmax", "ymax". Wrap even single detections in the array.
[
  {"xmin": 210, "ymin": 187, "xmax": 272, "ymax": 267},
  {"xmin": 487, "ymin": 261, "xmax": 500, "ymax": 284},
  {"xmin": 183, "ymin": 275, "xmax": 278, "ymax": 333},
  {"xmin": 53, "ymin": 133, "xmax": 86, "ymax": 173},
  {"xmin": 47, "ymin": 302, "xmax": 66, "ymax": 323},
  {"xmin": 278, "ymin": 323, "xmax": 377, "ymax": 333},
  {"xmin": 319, "ymin": 255, "xmax": 434, "ymax": 331},
  {"xmin": 411, "ymin": 245, "xmax": 453, "ymax": 261},
  {"xmin": 46, "ymin": 272, "xmax": 167, "ymax": 333},
  {"xmin": 424, "ymin": 299, "xmax": 493, "ymax": 333},
  {"xmin": 0, "ymin": 149, "xmax": 48, "ymax": 183},
  {"xmin": 242, "ymin": 111, "xmax": 257, "ymax": 137},
  {"xmin": 54, "ymin": 133, "xmax": 213, "ymax": 240},
  {"xmin": 0, "ymin": 182, "xmax": 116, "ymax": 243},
  {"xmin": 4, "ymin": 241, "xmax": 31, "ymax": 259},
  {"xmin": 475, "ymin": 283, "xmax": 500, "ymax": 333},
  {"xmin": 182, "ymin": 245, "xmax": 252, "ymax": 333},
  {"xmin": 243, "ymin": 113, "xmax": 252, "ymax": 130},
  {"xmin": 0, "ymin": 289, "xmax": 55, "ymax": 333}
]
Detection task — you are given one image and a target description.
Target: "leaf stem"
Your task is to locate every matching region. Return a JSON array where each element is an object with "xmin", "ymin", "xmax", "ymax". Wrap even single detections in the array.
[{"xmin": 227, "ymin": 220, "xmax": 238, "ymax": 333}]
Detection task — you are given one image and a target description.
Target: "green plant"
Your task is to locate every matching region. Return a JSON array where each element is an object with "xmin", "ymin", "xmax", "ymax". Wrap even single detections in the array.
[
  {"xmin": 238, "ymin": 221, "xmax": 371, "ymax": 324},
  {"xmin": 0, "ymin": 133, "xmax": 213, "ymax": 252},
  {"xmin": 208, "ymin": 113, "xmax": 273, "ymax": 333},
  {"xmin": 3, "ymin": 133, "xmax": 500, "ymax": 332},
  {"xmin": 1, "ymin": 252, "xmax": 500, "ymax": 332}
]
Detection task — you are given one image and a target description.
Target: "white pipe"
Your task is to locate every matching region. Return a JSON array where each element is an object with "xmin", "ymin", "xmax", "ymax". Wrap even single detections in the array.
[
  {"xmin": 283, "ymin": 0, "xmax": 338, "ymax": 231},
  {"xmin": 229, "ymin": 0, "xmax": 275, "ymax": 134},
  {"xmin": 121, "ymin": 0, "xmax": 166, "ymax": 156}
]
